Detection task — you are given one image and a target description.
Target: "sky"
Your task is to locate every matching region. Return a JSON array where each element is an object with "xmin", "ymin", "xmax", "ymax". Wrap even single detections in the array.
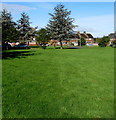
[{"xmin": 1, "ymin": 2, "xmax": 114, "ymax": 38}]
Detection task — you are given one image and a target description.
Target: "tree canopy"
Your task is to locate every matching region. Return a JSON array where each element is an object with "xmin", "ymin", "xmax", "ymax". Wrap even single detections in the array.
[
  {"xmin": 46, "ymin": 4, "xmax": 77, "ymax": 49},
  {"xmin": 17, "ymin": 12, "xmax": 37, "ymax": 42},
  {"xmin": 36, "ymin": 28, "xmax": 50, "ymax": 44},
  {"xmin": 2, "ymin": 9, "xmax": 19, "ymax": 43},
  {"xmin": 97, "ymin": 36, "xmax": 110, "ymax": 47},
  {"xmin": 78, "ymin": 37, "xmax": 86, "ymax": 46}
]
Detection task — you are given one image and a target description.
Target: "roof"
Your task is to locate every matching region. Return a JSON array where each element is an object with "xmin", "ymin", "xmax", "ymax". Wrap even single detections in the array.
[
  {"xmin": 50, "ymin": 31, "xmax": 94, "ymax": 40},
  {"xmin": 80, "ymin": 34, "xmax": 87, "ymax": 38},
  {"xmin": 75, "ymin": 35, "xmax": 80, "ymax": 39},
  {"xmin": 109, "ymin": 32, "xmax": 116, "ymax": 39},
  {"xmin": 87, "ymin": 34, "xmax": 93, "ymax": 38}
]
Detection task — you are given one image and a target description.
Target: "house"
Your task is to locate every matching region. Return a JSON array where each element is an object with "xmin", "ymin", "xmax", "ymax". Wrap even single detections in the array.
[
  {"xmin": 49, "ymin": 31, "xmax": 94, "ymax": 46},
  {"xmin": 109, "ymin": 32, "xmax": 116, "ymax": 44},
  {"xmin": 9, "ymin": 31, "xmax": 94, "ymax": 47},
  {"xmin": 26, "ymin": 38, "xmax": 38, "ymax": 46},
  {"xmin": 77, "ymin": 31, "xmax": 94, "ymax": 45},
  {"xmin": 10, "ymin": 38, "xmax": 38, "ymax": 46}
]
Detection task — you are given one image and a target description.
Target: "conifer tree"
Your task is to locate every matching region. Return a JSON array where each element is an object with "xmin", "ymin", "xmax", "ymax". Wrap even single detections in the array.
[
  {"xmin": 17, "ymin": 12, "xmax": 31, "ymax": 42},
  {"xmin": 17, "ymin": 12, "xmax": 37, "ymax": 43},
  {"xmin": 47, "ymin": 4, "xmax": 76, "ymax": 49},
  {"xmin": 2, "ymin": 9, "xmax": 19, "ymax": 43}
]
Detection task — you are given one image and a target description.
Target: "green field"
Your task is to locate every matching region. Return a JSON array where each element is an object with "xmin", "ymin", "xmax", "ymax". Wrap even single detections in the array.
[{"xmin": 2, "ymin": 47, "xmax": 114, "ymax": 118}]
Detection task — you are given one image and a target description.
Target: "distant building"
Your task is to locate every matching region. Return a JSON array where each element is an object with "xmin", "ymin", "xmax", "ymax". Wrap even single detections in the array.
[
  {"xmin": 77, "ymin": 31, "xmax": 94, "ymax": 44},
  {"xmin": 49, "ymin": 31, "xmax": 94, "ymax": 46},
  {"xmin": 109, "ymin": 32, "xmax": 116, "ymax": 44},
  {"xmin": 9, "ymin": 31, "xmax": 94, "ymax": 47}
]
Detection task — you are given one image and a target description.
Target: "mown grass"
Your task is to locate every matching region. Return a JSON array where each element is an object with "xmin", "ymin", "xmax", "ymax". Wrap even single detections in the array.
[{"xmin": 2, "ymin": 46, "xmax": 114, "ymax": 118}]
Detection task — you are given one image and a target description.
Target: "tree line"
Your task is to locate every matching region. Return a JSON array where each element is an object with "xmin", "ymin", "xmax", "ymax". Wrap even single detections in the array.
[
  {"xmin": 1, "ymin": 4, "xmax": 113, "ymax": 49},
  {"xmin": 2, "ymin": 4, "xmax": 77, "ymax": 49},
  {"xmin": 2, "ymin": 9, "xmax": 37, "ymax": 44}
]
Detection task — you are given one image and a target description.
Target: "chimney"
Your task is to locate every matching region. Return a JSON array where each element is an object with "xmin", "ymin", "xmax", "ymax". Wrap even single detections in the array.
[
  {"xmin": 77, "ymin": 31, "xmax": 81, "ymax": 38},
  {"xmin": 83, "ymin": 31, "xmax": 89, "ymax": 38}
]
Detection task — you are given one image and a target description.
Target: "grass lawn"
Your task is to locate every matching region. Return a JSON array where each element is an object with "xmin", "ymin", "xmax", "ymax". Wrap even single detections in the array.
[{"xmin": 2, "ymin": 46, "xmax": 114, "ymax": 118}]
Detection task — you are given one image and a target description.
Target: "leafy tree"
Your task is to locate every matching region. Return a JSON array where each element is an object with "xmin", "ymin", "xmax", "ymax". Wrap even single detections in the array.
[
  {"xmin": 2, "ymin": 9, "xmax": 19, "ymax": 44},
  {"xmin": 98, "ymin": 36, "xmax": 110, "ymax": 47},
  {"xmin": 17, "ymin": 12, "xmax": 37, "ymax": 42},
  {"xmin": 96, "ymin": 38, "xmax": 101, "ymax": 43},
  {"xmin": 35, "ymin": 28, "xmax": 50, "ymax": 49},
  {"xmin": 93, "ymin": 38, "xmax": 98, "ymax": 43},
  {"xmin": 46, "ymin": 4, "xmax": 76, "ymax": 49},
  {"xmin": 78, "ymin": 37, "xmax": 86, "ymax": 46}
]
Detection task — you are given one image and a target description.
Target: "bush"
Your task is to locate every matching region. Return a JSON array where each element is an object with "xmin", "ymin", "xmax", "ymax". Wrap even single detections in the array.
[
  {"xmin": 41, "ymin": 45, "xmax": 46, "ymax": 49},
  {"xmin": 78, "ymin": 37, "xmax": 86, "ymax": 46},
  {"xmin": 98, "ymin": 36, "xmax": 110, "ymax": 47},
  {"xmin": 71, "ymin": 42, "xmax": 74, "ymax": 46},
  {"xmin": 98, "ymin": 42, "xmax": 107, "ymax": 47}
]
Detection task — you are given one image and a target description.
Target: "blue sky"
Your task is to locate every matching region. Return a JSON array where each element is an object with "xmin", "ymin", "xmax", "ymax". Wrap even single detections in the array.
[{"xmin": 2, "ymin": 2, "xmax": 114, "ymax": 37}]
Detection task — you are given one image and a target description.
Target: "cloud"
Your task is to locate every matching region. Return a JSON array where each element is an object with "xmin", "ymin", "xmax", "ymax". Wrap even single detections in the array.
[
  {"xmin": 75, "ymin": 26, "xmax": 97, "ymax": 32},
  {"xmin": 35, "ymin": 2, "xmax": 55, "ymax": 10},
  {"xmin": 74, "ymin": 14, "xmax": 114, "ymax": 37},
  {"xmin": 1, "ymin": 3, "xmax": 36, "ymax": 14}
]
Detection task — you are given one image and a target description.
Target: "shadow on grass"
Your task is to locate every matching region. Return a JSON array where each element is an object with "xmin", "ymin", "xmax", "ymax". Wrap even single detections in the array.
[
  {"xmin": 47, "ymin": 46, "xmax": 82, "ymax": 49},
  {"xmin": 64, "ymin": 47, "xmax": 81, "ymax": 49},
  {"xmin": 2, "ymin": 50, "xmax": 36, "ymax": 59}
]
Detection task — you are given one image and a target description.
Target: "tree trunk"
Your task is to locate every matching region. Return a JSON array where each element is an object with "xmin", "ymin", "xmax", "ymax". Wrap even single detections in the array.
[
  {"xmin": 6, "ymin": 45, "xmax": 9, "ymax": 50},
  {"xmin": 60, "ymin": 40, "xmax": 63, "ymax": 49},
  {"xmin": 28, "ymin": 41, "xmax": 29, "ymax": 45},
  {"xmin": 53, "ymin": 40, "xmax": 56, "ymax": 49},
  {"xmin": 22, "ymin": 37, "xmax": 25, "ymax": 43}
]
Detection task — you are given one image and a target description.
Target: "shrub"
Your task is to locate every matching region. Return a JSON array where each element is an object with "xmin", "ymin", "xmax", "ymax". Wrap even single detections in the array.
[
  {"xmin": 98, "ymin": 36, "xmax": 110, "ymax": 47},
  {"xmin": 71, "ymin": 42, "xmax": 74, "ymax": 46},
  {"xmin": 78, "ymin": 37, "xmax": 86, "ymax": 46}
]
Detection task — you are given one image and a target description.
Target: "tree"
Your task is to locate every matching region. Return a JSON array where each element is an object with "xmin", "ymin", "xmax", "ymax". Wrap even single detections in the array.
[
  {"xmin": 2, "ymin": 9, "xmax": 19, "ymax": 44},
  {"xmin": 46, "ymin": 4, "xmax": 76, "ymax": 49},
  {"xmin": 78, "ymin": 37, "xmax": 86, "ymax": 46},
  {"xmin": 17, "ymin": 12, "xmax": 37, "ymax": 43},
  {"xmin": 98, "ymin": 36, "xmax": 110, "ymax": 47},
  {"xmin": 35, "ymin": 28, "xmax": 50, "ymax": 49},
  {"xmin": 94, "ymin": 38, "xmax": 98, "ymax": 43}
]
